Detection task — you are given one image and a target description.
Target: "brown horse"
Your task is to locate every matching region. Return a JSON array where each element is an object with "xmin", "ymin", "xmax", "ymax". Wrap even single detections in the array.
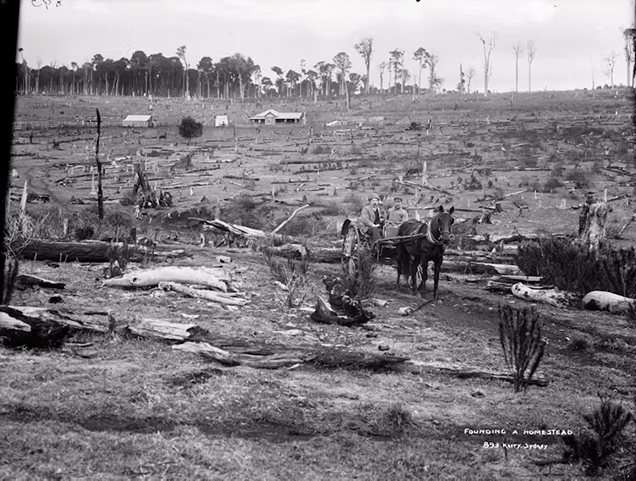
[{"xmin": 396, "ymin": 206, "xmax": 455, "ymax": 300}]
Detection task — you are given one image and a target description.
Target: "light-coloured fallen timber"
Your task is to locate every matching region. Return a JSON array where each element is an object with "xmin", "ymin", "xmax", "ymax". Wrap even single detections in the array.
[
  {"xmin": 194, "ymin": 218, "xmax": 266, "ymax": 238},
  {"xmin": 618, "ymin": 213, "xmax": 636, "ymax": 237},
  {"xmin": 102, "ymin": 266, "xmax": 231, "ymax": 292},
  {"xmin": 159, "ymin": 282, "xmax": 249, "ymax": 306},
  {"xmin": 174, "ymin": 342, "xmax": 305, "ymax": 368},
  {"xmin": 444, "ymin": 261, "xmax": 523, "ymax": 276},
  {"xmin": 402, "ymin": 360, "xmax": 548, "ymax": 386},
  {"xmin": 128, "ymin": 319, "xmax": 197, "ymax": 340},
  {"xmin": 271, "ymin": 204, "xmax": 310, "ymax": 235},
  {"xmin": 511, "ymin": 283, "xmax": 572, "ymax": 308},
  {"xmin": 582, "ymin": 291, "xmax": 636, "ymax": 313}
]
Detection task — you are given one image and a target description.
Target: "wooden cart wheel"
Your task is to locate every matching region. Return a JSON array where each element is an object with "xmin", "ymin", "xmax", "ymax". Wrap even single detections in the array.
[{"xmin": 341, "ymin": 220, "xmax": 359, "ymax": 278}]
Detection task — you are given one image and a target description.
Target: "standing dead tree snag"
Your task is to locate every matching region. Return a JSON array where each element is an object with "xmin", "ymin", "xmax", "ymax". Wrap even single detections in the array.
[
  {"xmin": 527, "ymin": 41, "xmax": 536, "ymax": 92},
  {"xmin": 512, "ymin": 43, "xmax": 524, "ymax": 93},
  {"xmin": 354, "ymin": 37, "xmax": 373, "ymax": 95},
  {"xmin": 479, "ymin": 32, "xmax": 496, "ymax": 96},
  {"xmin": 95, "ymin": 108, "xmax": 104, "ymax": 220}
]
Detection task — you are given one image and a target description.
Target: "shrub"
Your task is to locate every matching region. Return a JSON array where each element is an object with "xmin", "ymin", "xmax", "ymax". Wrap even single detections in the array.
[
  {"xmin": 320, "ymin": 201, "xmax": 346, "ymax": 217},
  {"xmin": 541, "ymin": 177, "xmax": 563, "ymax": 192},
  {"xmin": 516, "ymin": 237, "xmax": 636, "ymax": 297},
  {"xmin": 565, "ymin": 169, "xmax": 590, "ymax": 188},
  {"xmin": 498, "ymin": 304, "xmax": 546, "ymax": 392},
  {"xmin": 178, "ymin": 116, "xmax": 203, "ymax": 144},
  {"xmin": 343, "ymin": 192, "xmax": 364, "ymax": 213},
  {"xmin": 561, "ymin": 395, "xmax": 633, "ymax": 476}
]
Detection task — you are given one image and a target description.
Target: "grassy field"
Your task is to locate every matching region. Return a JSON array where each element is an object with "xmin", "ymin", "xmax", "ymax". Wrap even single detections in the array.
[{"xmin": 1, "ymin": 89, "xmax": 635, "ymax": 479}]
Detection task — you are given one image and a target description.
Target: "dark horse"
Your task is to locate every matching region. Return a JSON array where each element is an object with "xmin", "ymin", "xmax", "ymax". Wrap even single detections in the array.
[{"xmin": 396, "ymin": 206, "xmax": 455, "ymax": 300}]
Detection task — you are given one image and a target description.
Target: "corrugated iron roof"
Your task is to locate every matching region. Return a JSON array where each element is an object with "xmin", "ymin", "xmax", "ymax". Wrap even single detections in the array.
[{"xmin": 123, "ymin": 115, "xmax": 153, "ymax": 121}]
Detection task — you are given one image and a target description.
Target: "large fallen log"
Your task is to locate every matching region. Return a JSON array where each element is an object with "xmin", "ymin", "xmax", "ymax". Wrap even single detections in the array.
[
  {"xmin": 102, "ymin": 266, "xmax": 234, "ymax": 292},
  {"xmin": 195, "ymin": 218, "xmax": 266, "ymax": 238},
  {"xmin": 582, "ymin": 291, "xmax": 636, "ymax": 313},
  {"xmin": 0, "ymin": 306, "xmax": 69, "ymax": 348},
  {"xmin": 511, "ymin": 283, "xmax": 572, "ymax": 308},
  {"xmin": 159, "ymin": 282, "xmax": 249, "ymax": 306},
  {"xmin": 16, "ymin": 274, "xmax": 65, "ymax": 290},
  {"xmin": 444, "ymin": 261, "xmax": 523, "ymax": 276},
  {"xmin": 15, "ymin": 240, "xmax": 150, "ymax": 263},
  {"xmin": 128, "ymin": 319, "xmax": 198, "ymax": 340},
  {"xmin": 402, "ymin": 361, "xmax": 548, "ymax": 386}
]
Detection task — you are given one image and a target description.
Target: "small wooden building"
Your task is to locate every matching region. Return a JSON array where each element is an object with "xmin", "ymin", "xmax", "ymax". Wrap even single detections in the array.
[
  {"xmin": 122, "ymin": 115, "xmax": 153, "ymax": 128},
  {"xmin": 249, "ymin": 109, "xmax": 305, "ymax": 125}
]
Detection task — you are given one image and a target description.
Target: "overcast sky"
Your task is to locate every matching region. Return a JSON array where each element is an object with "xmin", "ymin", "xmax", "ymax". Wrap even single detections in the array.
[{"xmin": 17, "ymin": 0, "xmax": 636, "ymax": 93}]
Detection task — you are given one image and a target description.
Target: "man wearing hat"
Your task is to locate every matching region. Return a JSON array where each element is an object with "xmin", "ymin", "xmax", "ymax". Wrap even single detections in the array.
[
  {"xmin": 387, "ymin": 197, "xmax": 409, "ymax": 226},
  {"xmin": 359, "ymin": 193, "xmax": 385, "ymax": 244}
]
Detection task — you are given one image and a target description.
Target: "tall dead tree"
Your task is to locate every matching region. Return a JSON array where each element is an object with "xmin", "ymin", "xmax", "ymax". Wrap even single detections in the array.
[
  {"xmin": 479, "ymin": 32, "xmax": 496, "ymax": 96},
  {"xmin": 513, "ymin": 43, "xmax": 524, "ymax": 93},
  {"xmin": 527, "ymin": 41, "xmax": 536, "ymax": 92},
  {"xmin": 623, "ymin": 28, "xmax": 636, "ymax": 87},
  {"xmin": 604, "ymin": 51, "xmax": 618, "ymax": 88},
  {"xmin": 354, "ymin": 38, "xmax": 373, "ymax": 95},
  {"xmin": 95, "ymin": 108, "xmax": 104, "ymax": 220}
]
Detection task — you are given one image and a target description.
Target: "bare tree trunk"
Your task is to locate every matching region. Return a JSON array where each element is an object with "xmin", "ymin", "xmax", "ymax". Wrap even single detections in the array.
[{"xmin": 95, "ymin": 109, "xmax": 104, "ymax": 221}]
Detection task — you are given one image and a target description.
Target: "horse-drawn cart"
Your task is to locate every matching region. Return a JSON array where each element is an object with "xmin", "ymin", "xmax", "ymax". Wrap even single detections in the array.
[{"xmin": 340, "ymin": 206, "xmax": 455, "ymax": 299}]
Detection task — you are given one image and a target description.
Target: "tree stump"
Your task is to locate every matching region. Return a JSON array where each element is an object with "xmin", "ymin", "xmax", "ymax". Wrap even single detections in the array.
[{"xmin": 578, "ymin": 197, "xmax": 608, "ymax": 252}]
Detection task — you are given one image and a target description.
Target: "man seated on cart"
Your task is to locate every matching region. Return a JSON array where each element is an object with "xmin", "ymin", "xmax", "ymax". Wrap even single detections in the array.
[
  {"xmin": 358, "ymin": 193, "xmax": 385, "ymax": 246},
  {"xmin": 385, "ymin": 197, "xmax": 409, "ymax": 237}
]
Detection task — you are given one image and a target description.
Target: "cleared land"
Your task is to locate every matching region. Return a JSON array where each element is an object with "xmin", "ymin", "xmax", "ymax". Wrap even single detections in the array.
[{"xmin": 1, "ymin": 90, "xmax": 635, "ymax": 479}]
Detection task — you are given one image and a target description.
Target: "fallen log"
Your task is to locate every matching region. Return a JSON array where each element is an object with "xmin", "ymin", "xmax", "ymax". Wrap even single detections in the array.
[
  {"xmin": 444, "ymin": 261, "xmax": 523, "ymax": 276},
  {"xmin": 128, "ymin": 319, "xmax": 198, "ymax": 340},
  {"xmin": 15, "ymin": 240, "xmax": 150, "ymax": 263},
  {"xmin": 271, "ymin": 204, "xmax": 310, "ymax": 235},
  {"xmin": 511, "ymin": 283, "xmax": 572, "ymax": 308},
  {"xmin": 582, "ymin": 291, "xmax": 635, "ymax": 313},
  {"xmin": 195, "ymin": 218, "xmax": 266, "ymax": 239},
  {"xmin": 402, "ymin": 361, "xmax": 549, "ymax": 386},
  {"xmin": 0, "ymin": 306, "xmax": 69, "ymax": 348},
  {"xmin": 261, "ymin": 243, "xmax": 308, "ymax": 260},
  {"xmin": 159, "ymin": 282, "xmax": 249, "ymax": 306},
  {"xmin": 102, "ymin": 266, "xmax": 233, "ymax": 292},
  {"xmin": 16, "ymin": 274, "xmax": 65, "ymax": 290},
  {"xmin": 173, "ymin": 341, "xmax": 409, "ymax": 371}
]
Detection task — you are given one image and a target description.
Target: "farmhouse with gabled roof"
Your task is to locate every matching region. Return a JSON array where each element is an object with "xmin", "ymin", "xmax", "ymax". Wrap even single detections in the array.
[{"xmin": 249, "ymin": 109, "xmax": 305, "ymax": 125}]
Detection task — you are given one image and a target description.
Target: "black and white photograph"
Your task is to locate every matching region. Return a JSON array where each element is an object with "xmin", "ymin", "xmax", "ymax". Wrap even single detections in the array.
[{"xmin": 1, "ymin": 0, "xmax": 635, "ymax": 478}]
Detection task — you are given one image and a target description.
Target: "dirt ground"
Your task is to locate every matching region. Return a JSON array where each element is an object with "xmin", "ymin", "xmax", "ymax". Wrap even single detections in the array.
[{"xmin": 2, "ymin": 90, "xmax": 635, "ymax": 479}]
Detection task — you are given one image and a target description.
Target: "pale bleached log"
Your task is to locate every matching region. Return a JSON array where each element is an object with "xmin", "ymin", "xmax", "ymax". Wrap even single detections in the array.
[
  {"xmin": 271, "ymin": 204, "xmax": 310, "ymax": 235},
  {"xmin": 582, "ymin": 291, "xmax": 636, "ymax": 313},
  {"xmin": 0, "ymin": 312, "xmax": 31, "ymax": 332},
  {"xmin": 173, "ymin": 341, "xmax": 304, "ymax": 368},
  {"xmin": 102, "ymin": 266, "xmax": 231, "ymax": 292},
  {"xmin": 128, "ymin": 319, "xmax": 197, "ymax": 340},
  {"xmin": 159, "ymin": 282, "xmax": 249, "ymax": 306},
  {"xmin": 511, "ymin": 283, "xmax": 572, "ymax": 308},
  {"xmin": 195, "ymin": 218, "xmax": 266, "ymax": 238}
]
